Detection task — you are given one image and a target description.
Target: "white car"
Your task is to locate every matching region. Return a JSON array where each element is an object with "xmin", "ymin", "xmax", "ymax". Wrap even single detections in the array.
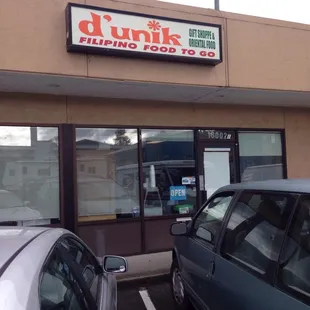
[{"xmin": 0, "ymin": 226, "xmax": 127, "ymax": 310}]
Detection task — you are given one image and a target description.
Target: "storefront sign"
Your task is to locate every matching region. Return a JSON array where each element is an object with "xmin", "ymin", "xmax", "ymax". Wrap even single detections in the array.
[
  {"xmin": 170, "ymin": 186, "xmax": 187, "ymax": 201},
  {"xmin": 66, "ymin": 3, "xmax": 222, "ymax": 65}
]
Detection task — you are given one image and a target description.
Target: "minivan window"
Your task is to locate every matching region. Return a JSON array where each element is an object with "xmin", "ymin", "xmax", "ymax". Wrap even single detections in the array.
[
  {"xmin": 221, "ymin": 191, "xmax": 295, "ymax": 278},
  {"xmin": 192, "ymin": 192, "xmax": 234, "ymax": 246},
  {"xmin": 277, "ymin": 195, "xmax": 310, "ymax": 303}
]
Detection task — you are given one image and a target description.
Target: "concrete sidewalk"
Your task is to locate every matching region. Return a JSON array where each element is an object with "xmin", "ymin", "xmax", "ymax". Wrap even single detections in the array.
[{"xmin": 116, "ymin": 251, "xmax": 172, "ymax": 282}]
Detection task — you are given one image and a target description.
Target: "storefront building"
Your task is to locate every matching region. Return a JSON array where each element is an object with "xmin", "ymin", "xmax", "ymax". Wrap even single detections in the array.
[{"xmin": 1, "ymin": 0, "xmax": 310, "ymax": 256}]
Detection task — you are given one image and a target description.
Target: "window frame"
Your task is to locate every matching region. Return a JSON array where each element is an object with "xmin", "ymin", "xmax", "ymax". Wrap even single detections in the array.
[
  {"xmin": 188, "ymin": 190, "xmax": 238, "ymax": 250},
  {"xmin": 39, "ymin": 234, "xmax": 101, "ymax": 310},
  {"xmin": 218, "ymin": 189, "xmax": 298, "ymax": 284},
  {"xmin": 275, "ymin": 193, "xmax": 310, "ymax": 305}
]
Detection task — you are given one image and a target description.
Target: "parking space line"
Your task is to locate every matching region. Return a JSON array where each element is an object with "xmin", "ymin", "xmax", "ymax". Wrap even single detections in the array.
[{"xmin": 139, "ymin": 289, "xmax": 156, "ymax": 310}]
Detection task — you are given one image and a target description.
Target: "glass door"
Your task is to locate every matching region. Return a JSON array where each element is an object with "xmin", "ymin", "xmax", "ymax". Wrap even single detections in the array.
[
  {"xmin": 199, "ymin": 145, "xmax": 237, "ymax": 204},
  {"xmin": 197, "ymin": 130, "xmax": 238, "ymax": 205}
]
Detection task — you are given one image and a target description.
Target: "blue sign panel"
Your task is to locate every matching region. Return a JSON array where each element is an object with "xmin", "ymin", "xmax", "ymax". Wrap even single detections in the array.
[{"xmin": 170, "ymin": 186, "xmax": 187, "ymax": 201}]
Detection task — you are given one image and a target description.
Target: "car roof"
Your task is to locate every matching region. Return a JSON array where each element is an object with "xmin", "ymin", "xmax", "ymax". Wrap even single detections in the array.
[
  {"xmin": 0, "ymin": 226, "xmax": 50, "ymax": 271},
  {"xmin": 218, "ymin": 179, "xmax": 310, "ymax": 194}
]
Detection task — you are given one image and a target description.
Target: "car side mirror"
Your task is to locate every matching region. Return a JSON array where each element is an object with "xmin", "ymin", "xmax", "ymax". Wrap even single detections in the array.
[
  {"xmin": 170, "ymin": 222, "xmax": 188, "ymax": 236},
  {"xmin": 103, "ymin": 255, "xmax": 128, "ymax": 274}
]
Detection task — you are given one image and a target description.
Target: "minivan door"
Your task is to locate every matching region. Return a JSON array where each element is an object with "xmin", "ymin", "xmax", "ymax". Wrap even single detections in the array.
[
  {"xmin": 210, "ymin": 190, "xmax": 298, "ymax": 310},
  {"xmin": 178, "ymin": 192, "xmax": 235, "ymax": 309}
]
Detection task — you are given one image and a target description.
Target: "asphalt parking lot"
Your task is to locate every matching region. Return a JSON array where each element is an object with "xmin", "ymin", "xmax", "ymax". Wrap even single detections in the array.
[{"xmin": 118, "ymin": 276, "xmax": 176, "ymax": 310}]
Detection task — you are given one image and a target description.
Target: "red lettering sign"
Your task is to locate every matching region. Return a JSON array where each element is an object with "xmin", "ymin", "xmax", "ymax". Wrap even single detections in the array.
[{"xmin": 78, "ymin": 14, "xmax": 182, "ymax": 46}]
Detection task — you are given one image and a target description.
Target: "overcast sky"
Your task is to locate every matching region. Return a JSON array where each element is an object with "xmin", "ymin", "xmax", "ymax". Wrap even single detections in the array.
[
  {"xmin": 159, "ymin": 0, "xmax": 310, "ymax": 24},
  {"xmin": 0, "ymin": 128, "xmax": 190, "ymax": 146}
]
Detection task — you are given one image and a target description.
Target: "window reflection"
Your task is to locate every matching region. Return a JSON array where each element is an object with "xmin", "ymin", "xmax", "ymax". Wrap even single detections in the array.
[
  {"xmin": 76, "ymin": 128, "xmax": 139, "ymax": 221},
  {"xmin": 279, "ymin": 196, "xmax": 310, "ymax": 298},
  {"xmin": 141, "ymin": 130, "xmax": 196, "ymax": 217},
  {"xmin": 222, "ymin": 192, "xmax": 293, "ymax": 274},
  {"xmin": 239, "ymin": 132, "xmax": 283, "ymax": 182},
  {"xmin": 0, "ymin": 126, "xmax": 60, "ymax": 226}
]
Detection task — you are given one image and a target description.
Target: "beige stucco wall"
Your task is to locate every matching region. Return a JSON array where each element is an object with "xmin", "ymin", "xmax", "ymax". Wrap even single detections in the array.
[
  {"xmin": 2, "ymin": 0, "xmax": 310, "ymax": 91},
  {"xmin": 284, "ymin": 109, "xmax": 310, "ymax": 178},
  {"xmin": 1, "ymin": 92, "xmax": 310, "ymax": 178}
]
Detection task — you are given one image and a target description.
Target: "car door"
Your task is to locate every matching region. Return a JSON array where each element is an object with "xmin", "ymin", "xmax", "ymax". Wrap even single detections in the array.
[
  {"xmin": 177, "ymin": 191, "xmax": 236, "ymax": 309},
  {"xmin": 275, "ymin": 194, "xmax": 310, "ymax": 310},
  {"xmin": 39, "ymin": 235, "xmax": 102, "ymax": 310},
  {"xmin": 60, "ymin": 237, "xmax": 103, "ymax": 306},
  {"xmin": 39, "ymin": 244, "xmax": 95, "ymax": 310},
  {"xmin": 211, "ymin": 190, "xmax": 298, "ymax": 310}
]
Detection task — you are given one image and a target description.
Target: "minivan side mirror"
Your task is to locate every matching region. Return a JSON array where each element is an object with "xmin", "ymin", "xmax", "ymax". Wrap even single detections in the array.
[
  {"xmin": 170, "ymin": 222, "xmax": 188, "ymax": 236},
  {"xmin": 102, "ymin": 255, "xmax": 128, "ymax": 274}
]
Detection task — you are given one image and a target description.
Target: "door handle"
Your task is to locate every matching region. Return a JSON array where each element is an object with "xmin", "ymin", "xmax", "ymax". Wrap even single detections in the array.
[{"xmin": 206, "ymin": 261, "xmax": 215, "ymax": 279}]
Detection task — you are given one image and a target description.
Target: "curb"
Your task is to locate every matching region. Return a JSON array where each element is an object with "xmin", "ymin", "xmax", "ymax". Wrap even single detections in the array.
[{"xmin": 117, "ymin": 273, "xmax": 170, "ymax": 289}]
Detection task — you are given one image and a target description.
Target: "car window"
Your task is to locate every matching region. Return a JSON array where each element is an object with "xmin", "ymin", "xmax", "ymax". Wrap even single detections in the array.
[
  {"xmin": 192, "ymin": 192, "xmax": 234, "ymax": 246},
  {"xmin": 39, "ymin": 248, "xmax": 87, "ymax": 310},
  {"xmin": 277, "ymin": 195, "xmax": 310, "ymax": 303},
  {"xmin": 60, "ymin": 237, "xmax": 101, "ymax": 303},
  {"xmin": 221, "ymin": 191, "xmax": 296, "ymax": 280}
]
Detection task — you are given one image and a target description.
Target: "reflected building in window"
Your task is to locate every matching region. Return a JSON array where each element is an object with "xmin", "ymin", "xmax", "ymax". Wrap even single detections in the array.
[
  {"xmin": 75, "ymin": 128, "xmax": 139, "ymax": 222},
  {"xmin": 0, "ymin": 126, "xmax": 60, "ymax": 225}
]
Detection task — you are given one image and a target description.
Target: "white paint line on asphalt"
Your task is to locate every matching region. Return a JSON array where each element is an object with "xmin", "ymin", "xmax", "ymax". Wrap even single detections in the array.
[{"xmin": 139, "ymin": 289, "xmax": 156, "ymax": 310}]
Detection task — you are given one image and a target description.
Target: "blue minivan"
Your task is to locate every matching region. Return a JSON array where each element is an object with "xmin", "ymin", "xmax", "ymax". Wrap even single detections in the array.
[{"xmin": 170, "ymin": 179, "xmax": 310, "ymax": 310}]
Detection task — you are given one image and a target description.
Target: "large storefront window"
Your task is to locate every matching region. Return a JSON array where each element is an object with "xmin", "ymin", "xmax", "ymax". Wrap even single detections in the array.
[
  {"xmin": 76, "ymin": 128, "xmax": 139, "ymax": 221},
  {"xmin": 239, "ymin": 131, "xmax": 284, "ymax": 182},
  {"xmin": 0, "ymin": 126, "xmax": 60, "ymax": 225},
  {"xmin": 141, "ymin": 129, "xmax": 196, "ymax": 217}
]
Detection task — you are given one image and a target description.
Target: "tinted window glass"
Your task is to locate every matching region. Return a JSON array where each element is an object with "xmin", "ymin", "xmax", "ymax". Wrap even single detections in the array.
[
  {"xmin": 40, "ymin": 249, "xmax": 87, "ymax": 310},
  {"xmin": 193, "ymin": 192, "xmax": 234, "ymax": 246},
  {"xmin": 61, "ymin": 238, "xmax": 100, "ymax": 302},
  {"xmin": 278, "ymin": 195, "xmax": 310, "ymax": 301},
  {"xmin": 221, "ymin": 191, "xmax": 295, "ymax": 276}
]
